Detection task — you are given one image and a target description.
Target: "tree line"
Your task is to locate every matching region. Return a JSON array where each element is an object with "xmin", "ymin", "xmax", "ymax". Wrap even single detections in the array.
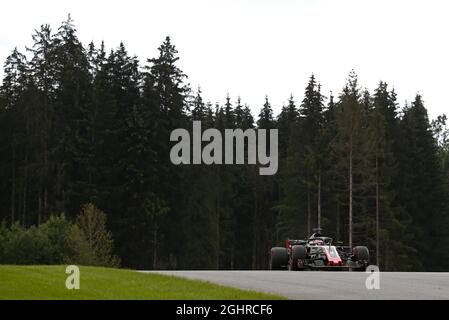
[{"xmin": 1, "ymin": 16, "xmax": 448, "ymax": 271}]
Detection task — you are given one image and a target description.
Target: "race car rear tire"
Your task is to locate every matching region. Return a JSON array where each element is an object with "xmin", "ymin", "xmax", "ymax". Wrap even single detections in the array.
[
  {"xmin": 290, "ymin": 245, "xmax": 307, "ymax": 271},
  {"xmin": 269, "ymin": 247, "xmax": 288, "ymax": 270},
  {"xmin": 353, "ymin": 246, "xmax": 369, "ymax": 263}
]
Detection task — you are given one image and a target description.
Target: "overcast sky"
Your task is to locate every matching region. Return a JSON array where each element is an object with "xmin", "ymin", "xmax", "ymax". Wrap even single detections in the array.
[{"xmin": 0, "ymin": 0, "xmax": 448, "ymax": 119}]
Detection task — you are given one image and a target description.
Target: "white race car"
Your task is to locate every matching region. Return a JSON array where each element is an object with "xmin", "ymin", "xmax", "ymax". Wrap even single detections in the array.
[{"xmin": 269, "ymin": 232, "xmax": 370, "ymax": 271}]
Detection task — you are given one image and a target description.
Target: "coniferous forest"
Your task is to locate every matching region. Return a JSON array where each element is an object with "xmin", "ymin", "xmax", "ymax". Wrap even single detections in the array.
[{"xmin": 1, "ymin": 16, "xmax": 449, "ymax": 271}]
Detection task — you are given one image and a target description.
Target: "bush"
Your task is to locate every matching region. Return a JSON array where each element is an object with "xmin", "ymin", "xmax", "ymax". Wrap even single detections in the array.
[
  {"xmin": 39, "ymin": 214, "xmax": 73, "ymax": 263},
  {"xmin": 1, "ymin": 223, "xmax": 53, "ymax": 264},
  {"xmin": 66, "ymin": 204, "xmax": 119, "ymax": 267},
  {"xmin": 65, "ymin": 224, "xmax": 98, "ymax": 266},
  {"xmin": 0, "ymin": 204, "xmax": 119, "ymax": 267}
]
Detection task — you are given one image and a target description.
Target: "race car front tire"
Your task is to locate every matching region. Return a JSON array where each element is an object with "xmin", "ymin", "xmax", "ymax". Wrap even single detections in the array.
[
  {"xmin": 290, "ymin": 245, "xmax": 307, "ymax": 271},
  {"xmin": 353, "ymin": 246, "xmax": 370, "ymax": 263},
  {"xmin": 269, "ymin": 247, "xmax": 288, "ymax": 270}
]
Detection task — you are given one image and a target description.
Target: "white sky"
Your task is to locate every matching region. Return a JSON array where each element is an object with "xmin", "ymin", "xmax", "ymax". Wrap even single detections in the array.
[{"xmin": 0, "ymin": 0, "xmax": 448, "ymax": 119}]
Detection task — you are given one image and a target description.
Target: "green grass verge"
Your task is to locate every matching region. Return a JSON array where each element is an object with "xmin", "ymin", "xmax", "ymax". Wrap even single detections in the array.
[{"xmin": 0, "ymin": 265, "xmax": 284, "ymax": 300}]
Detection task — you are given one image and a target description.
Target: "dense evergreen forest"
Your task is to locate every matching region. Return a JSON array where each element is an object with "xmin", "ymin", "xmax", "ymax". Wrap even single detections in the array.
[{"xmin": 1, "ymin": 16, "xmax": 449, "ymax": 271}]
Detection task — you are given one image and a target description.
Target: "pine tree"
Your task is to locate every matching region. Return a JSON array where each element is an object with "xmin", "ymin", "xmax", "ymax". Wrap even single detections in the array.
[
  {"xmin": 143, "ymin": 36, "xmax": 190, "ymax": 268},
  {"xmin": 399, "ymin": 94, "xmax": 449, "ymax": 270},
  {"xmin": 332, "ymin": 71, "xmax": 366, "ymax": 249},
  {"xmin": 363, "ymin": 82, "xmax": 413, "ymax": 270},
  {"xmin": 299, "ymin": 75, "xmax": 326, "ymax": 231},
  {"xmin": 51, "ymin": 15, "xmax": 94, "ymax": 215},
  {"xmin": 191, "ymin": 87, "xmax": 207, "ymax": 120},
  {"xmin": 27, "ymin": 24, "xmax": 58, "ymax": 223},
  {"xmin": 253, "ymin": 96, "xmax": 277, "ymax": 268},
  {"xmin": 0, "ymin": 48, "xmax": 30, "ymax": 225},
  {"xmin": 277, "ymin": 94, "xmax": 298, "ymax": 158}
]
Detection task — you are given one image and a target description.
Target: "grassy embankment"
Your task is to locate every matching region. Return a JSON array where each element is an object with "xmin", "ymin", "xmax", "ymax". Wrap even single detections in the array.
[{"xmin": 0, "ymin": 265, "xmax": 284, "ymax": 300}]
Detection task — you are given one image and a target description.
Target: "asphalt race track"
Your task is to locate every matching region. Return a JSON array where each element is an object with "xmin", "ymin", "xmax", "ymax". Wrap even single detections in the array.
[{"xmin": 144, "ymin": 270, "xmax": 449, "ymax": 299}]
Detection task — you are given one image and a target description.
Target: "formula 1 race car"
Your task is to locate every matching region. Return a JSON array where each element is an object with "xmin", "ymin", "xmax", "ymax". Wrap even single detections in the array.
[{"xmin": 269, "ymin": 232, "xmax": 370, "ymax": 271}]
